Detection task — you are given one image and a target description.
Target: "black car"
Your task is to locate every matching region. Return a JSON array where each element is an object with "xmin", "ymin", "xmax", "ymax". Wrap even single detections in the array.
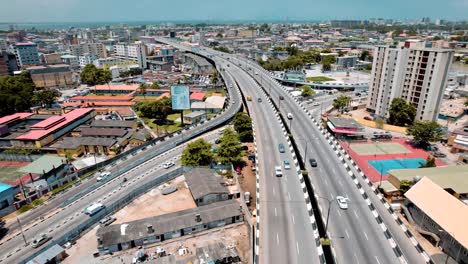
[
  {"xmin": 279, "ymin": 96, "xmax": 284, "ymax": 100},
  {"xmin": 215, "ymin": 139, "xmax": 221, "ymax": 144},
  {"xmin": 309, "ymin": 158, "xmax": 318, "ymax": 167},
  {"xmin": 257, "ymin": 98, "xmax": 262, "ymax": 102}
]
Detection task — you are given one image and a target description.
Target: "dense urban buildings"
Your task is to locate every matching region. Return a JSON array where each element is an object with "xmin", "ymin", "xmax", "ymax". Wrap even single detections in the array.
[{"xmin": 13, "ymin": 42, "xmax": 40, "ymax": 67}]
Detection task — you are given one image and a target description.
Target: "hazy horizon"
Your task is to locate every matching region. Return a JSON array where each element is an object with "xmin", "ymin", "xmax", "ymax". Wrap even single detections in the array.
[{"xmin": 1, "ymin": 0, "xmax": 467, "ymax": 24}]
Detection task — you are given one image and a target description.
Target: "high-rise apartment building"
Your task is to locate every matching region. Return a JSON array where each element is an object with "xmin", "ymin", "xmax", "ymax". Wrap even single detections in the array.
[
  {"xmin": 366, "ymin": 41, "xmax": 454, "ymax": 121},
  {"xmin": 68, "ymin": 43, "xmax": 107, "ymax": 59},
  {"xmin": 114, "ymin": 42, "xmax": 147, "ymax": 69},
  {"xmin": 13, "ymin": 42, "xmax": 40, "ymax": 67}
]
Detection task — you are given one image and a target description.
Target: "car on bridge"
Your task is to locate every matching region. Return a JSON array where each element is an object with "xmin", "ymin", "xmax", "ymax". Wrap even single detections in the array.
[
  {"xmin": 283, "ymin": 160, "xmax": 291, "ymax": 170},
  {"xmin": 309, "ymin": 158, "xmax": 318, "ymax": 167},
  {"xmin": 257, "ymin": 98, "xmax": 262, "ymax": 102},
  {"xmin": 32, "ymin": 234, "xmax": 51, "ymax": 248},
  {"xmin": 97, "ymin": 171, "xmax": 111, "ymax": 181},
  {"xmin": 336, "ymin": 196, "xmax": 348, "ymax": 209},
  {"xmin": 275, "ymin": 166, "xmax": 283, "ymax": 177},
  {"xmin": 163, "ymin": 162, "xmax": 175, "ymax": 169},
  {"xmin": 278, "ymin": 143, "xmax": 285, "ymax": 153}
]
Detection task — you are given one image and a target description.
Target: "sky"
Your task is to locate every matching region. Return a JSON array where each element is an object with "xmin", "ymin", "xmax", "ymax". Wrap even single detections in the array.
[{"xmin": 0, "ymin": 0, "xmax": 467, "ymax": 23}]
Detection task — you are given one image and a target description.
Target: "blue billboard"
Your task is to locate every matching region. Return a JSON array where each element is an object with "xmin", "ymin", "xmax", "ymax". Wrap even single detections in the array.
[{"xmin": 171, "ymin": 85, "xmax": 190, "ymax": 110}]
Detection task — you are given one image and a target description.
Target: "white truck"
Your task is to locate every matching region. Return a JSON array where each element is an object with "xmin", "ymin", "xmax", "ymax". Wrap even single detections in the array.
[{"xmin": 84, "ymin": 203, "xmax": 105, "ymax": 216}]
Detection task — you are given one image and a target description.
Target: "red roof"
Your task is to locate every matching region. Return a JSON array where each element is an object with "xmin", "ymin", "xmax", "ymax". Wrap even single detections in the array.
[
  {"xmin": 70, "ymin": 95, "xmax": 133, "ymax": 102},
  {"xmin": 90, "ymin": 84, "xmax": 139, "ymax": 91},
  {"xmin": 82, "ymin": 101, "xmax": 136, "ymax": 107},
  {"xmin": 158, "ymin": 93, "xmax": 170, "ymax": 99},
  {"xmin": 332, "ymin": 128, "xmax": 358, "ymax": 134},
  {"xmin": 30, "ymin": 116, "xmax": 65, "ymax": 130},
  {"xmin": 190, "ymin": 92, "xmax": 206, "ymax": 101},
  {"xmin": 0, "ymin": 113, "xmax": 33, "ymax": 125},
  {"xmin": 16, "ymin": 108, "xmax": 93, "ymax": 141}
]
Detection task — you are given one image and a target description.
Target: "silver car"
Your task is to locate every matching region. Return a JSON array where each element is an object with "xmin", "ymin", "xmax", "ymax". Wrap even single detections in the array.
[{"xmin": 336, "ymin": 196, "xmax": 348, "ymax": 210}]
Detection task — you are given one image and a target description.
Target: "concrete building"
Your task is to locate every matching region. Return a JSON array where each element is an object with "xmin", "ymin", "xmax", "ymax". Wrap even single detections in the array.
[
  {"xmin": 181, "ymin": 53, "xmax": 214, "ymax": 74},
  {"xmin": 26, "ymin": 64, "xmax": 73, "ymax": 89},
  {"xmin": 184, "ymin": 168, "xmax": 230, "ymax": 206},
  {"xmin": 79, "ymin": 53, "xmax": 98, "ymax": 67},
  {"xmin": 60, "ymin": 54, "xmax": 79, "ymax": 68},
  {"xmin": 367, "ymin": 41, "xmax": 454, "ymax": 121},
  {"xmin": 114, "ymin": 42, "xmax": 147, "ymax": 69},
  {"xmin": 0, "ymin": 182, "xmax": 18, "ymax": 218},
  {"xmin": 13, "ymin": 42, "xmax": 40, "ymax": 67},
  {"xmin": 68, "ymin": 43, "xmax": 107, "ymax": 58},
  {"xmin": 404, "ymin": 177, "xmax": 467, "ymax": 263},
  {"xmin": 96, "ymin": 200, "xmax": 243, "ymax": 253},
  {"xmin": 42, "ymin": 53, "xmax": 62, "ymax": 65}
]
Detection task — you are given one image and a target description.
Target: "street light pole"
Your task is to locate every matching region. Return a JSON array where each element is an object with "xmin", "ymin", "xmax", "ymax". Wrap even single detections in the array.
[{"xmin": 17, "ymin": 217, "xmax": 27, "ymax": 246}]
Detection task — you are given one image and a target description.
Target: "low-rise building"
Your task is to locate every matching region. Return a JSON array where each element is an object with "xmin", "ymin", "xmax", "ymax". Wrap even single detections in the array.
[
  {"xmin": 404, "ymin": 177, "xmax": 468, "ymax": 263},
  {"xmin": 0, "ymin": 182, "xmax": 18, "ymax": 218},
  {"xmin": 327, "ymin": 116, "xmax": 365, "ymax": 139},
  {"xmin": 96, "ymin": 200, "xmax": 243, "ymax": 253},
  {"xmin": 185, "ymin": 168, "xmax": 230, "ymax": 206},
  {"xmin": 181, "ymin": 53, "xmax": 214, "ymax": 74},
  {"xmin": 183, "ymin": 111, "xmax": 206, "ymax": 124}
]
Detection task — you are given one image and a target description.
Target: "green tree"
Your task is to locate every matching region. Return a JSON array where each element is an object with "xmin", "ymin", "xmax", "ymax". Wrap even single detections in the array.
[
  {"xmin": 217, "ymin": 128, "xmax": 243, "ymax": 165},
  {"xmin": 407, "ymin": 121, "xmax": 444, "ymax": 147},
  {"xmin": 360, "ymin": 50, "xmax": 370, "ymax": 61},
  {"xmin": 419, "ymin": 156, "xmax": 436, "ymax": 168},
  {"xmin": 464, "ymin": 97, "xmax": 468, "ymax": 107},
  {"xmin": 32, "ymin": 89, "xmax": 60, "ymax": 108},
  {"xmin": 211, "ymin": 71, "xmax": 219, "ymax": 84},
  {"xmin": 399, "ymin": 180, "xmax": 412, "ymax": 194},
  {"xmin": 151, "ymin": 82, "xmax": 160, "ymax": 89},
  {"xmin": 181, "ymin": 139, "xmax": 213, "ymax": 166},
  {"xmin": 80, "ymin": 64, "xmax": 111, "ymax": 86},
  {"xmin": 233, "ymin": 112, "xmax": 253, "ymax": 142},
  {"xmin": 387, "ymin": 98, "xmax": 416, "ymax": 126},
  {"xmin": 0, "ymin": 72, "xmax": 36, "ymax": 116},
  {"xmin": 136, "ymin": 98, "xmax": 172, "ymax": 122},
  {"xmin": 286, "ymin": 46, "xmax": 299, "ymax": 56},
  {"xmin": 215, "ymin": 32, "xmax": 223, "ymax": 38},
  {"xmin": 322, "ymin": 55, "xmax": 336, "ymax": 65},
  {"xmin": 333, "ymin": 95, "xmax": 351, "ymax": 113},
  {"xmin": 301, "ymin": 85, "xmax": 315, "ymax": 97},
  {"xmin": 139, "ymin": 83, "xmax": 147, "ymax": 98}
]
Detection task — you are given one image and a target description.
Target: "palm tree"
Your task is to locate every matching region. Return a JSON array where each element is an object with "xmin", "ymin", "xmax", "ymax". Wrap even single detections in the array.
[{"xmin": 139, "ymin": 83, "xmax": 147, "ymax": 99}]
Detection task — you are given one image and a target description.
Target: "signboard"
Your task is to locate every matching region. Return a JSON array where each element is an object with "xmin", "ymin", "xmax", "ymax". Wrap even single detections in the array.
[{"xmin": 171, "ymin": 85, "xmax": 190, "ymax": 110}]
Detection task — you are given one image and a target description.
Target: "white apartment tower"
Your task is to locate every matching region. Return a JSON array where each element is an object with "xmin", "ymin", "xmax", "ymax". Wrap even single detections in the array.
[
  {"xmin": 367, "ymin": 41, "xmax": 453, "ymax": 121},
  {"xmin": 114, "ymin": 42, "xmax": 147, "ymax": 69},
  {"xmin": 68, "ymin": 43, "xmax": 107, "ymax": 59}
]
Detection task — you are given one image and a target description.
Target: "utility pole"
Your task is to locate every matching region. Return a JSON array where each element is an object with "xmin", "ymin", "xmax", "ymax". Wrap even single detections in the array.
[{"xmin": 17, "ymin": 217, "xmax": 27, "ymax": 246}]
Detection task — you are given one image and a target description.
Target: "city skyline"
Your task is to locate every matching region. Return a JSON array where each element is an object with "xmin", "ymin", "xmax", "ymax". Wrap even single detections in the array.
[{"xmin": 1, "ymin": 0, "xmax": 467, "ymax": 23}]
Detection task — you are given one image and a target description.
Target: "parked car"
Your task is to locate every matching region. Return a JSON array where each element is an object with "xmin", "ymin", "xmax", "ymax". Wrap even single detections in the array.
[
  {"xmin": 99, "ymin": 216, "xmax": 116, "ymax": 226},
  {"xmin": 283, "ymin": 160, "xmax": 291, "ymax": 170},
  {"xmin": 336, "ymin": 196, "xmax": 348, "ymax": 209},
  {"xmin": 278, "ymin": 143, "xmax": 285, "ymax": 153},
  {"xmin": 275, "ymin": 166, "xmax": 283, "ymax": 177},
  {"xmin": 32, "ymin": 234, "xmax": 51, "ymax": 248},
  {"xmin": 97, "ymin": 171, "xmax": 111, "ymax": 182},
  {"xmin": 432, "ymin": 152, "xmax": 446, "ymax": 158},
  {"xmin": 163, "ymin": 162, "xmax": 175, "ymax": 169},
  {"xmin": 309, "ymin": 158, "xmax": 318, "ymax": 167}
]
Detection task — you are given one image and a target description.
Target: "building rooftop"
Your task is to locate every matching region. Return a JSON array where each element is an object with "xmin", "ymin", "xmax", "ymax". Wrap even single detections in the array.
[
  {"xmin": 90, "ymin": 120, "xmax": 134, "ymax": 128},
  {"xmin": 0, "ymin": 113, "xmax": 33, "ymax": 126},
  {"xmin": 97, "ymin": 200, "xmax": 241, "ymax": 247},
  {"xmin": 190, "ymin": 92, "xmax": 206, "ymax": 101},
  {"xmin": 405, "ymin": 177, "xmax": 468, "ymax": 249},
  {"xmin": 15, "ymin": 108, "xmax": 94, "ymax": 141},
  {"xmin": 184, "ymin": 168, "xmax": 228, "ymax": 200},
  {"xmin": 0, "ymin": 182, "xmax": 13, "ymax": 193},
  {"xmin": 80, "ymin": 127, "xmax": 127, "ymax": 137},
  {"xmin": 51, "ymin": 137, "xmax": 117, "ymax": 149},
  {"xmin": 389, "ymin": 165, "xmax": 468, "ymax": 195},
  {"xmin": 182, "ymin": 53, "xmax": 211, "ymax": 67},
  {"xmin": 328, "ymin": 116, "xmax": 363, "ymax": 129},
  {"xmin": 26, "ymin": 244, "xmax": 65, "ymax": 264},
  {"xmin": 205, "ymin": 96, "xmax": 226, "ymax": 109},
  {"xmin": 184, "ymin": 111, "xmax": 205, "ymax": 119},
  {"xmin": 90, "ymin": 84, "xmax": 139, "ymax": 91},
  {"xmin": 18, "ymin": 155, "xmax": 66, "ymax": 174}
]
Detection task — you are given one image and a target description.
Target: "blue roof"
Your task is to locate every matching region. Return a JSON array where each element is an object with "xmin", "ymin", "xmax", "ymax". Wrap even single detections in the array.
[{"xmin": 0, "ymin": 182, "xmax": 13, "ymax": 193}]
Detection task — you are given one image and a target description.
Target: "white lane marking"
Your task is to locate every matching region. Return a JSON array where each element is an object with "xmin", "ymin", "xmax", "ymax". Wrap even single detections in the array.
[
  {"xmin": 292, "ymin": 215, "xmax": 295, "ymax": 224},
  {"xmin": 345, "ymin": 229, "xmax": 350, "ymax": 239},
  {"xmin": 336, "ymin": 209, "xmax": 342, "ymax": 216},
  {"xmin": 330, "ymin": 192, "xmax": 334, "ymax": 199},
  {"xmin": 354, "ymin": 210, "xmax": 359, "ymax": 219},
  {"xmin": 324, "ymin": 179, "xmax": 329, "ymax": 186},
  {"xmin": 288, "ymin": 192, "xmax": 291, "ymax": 200},
  {"xmin": 354, "ymin": 253, "xmax": 360, "ymax": 264},
  {"xmin": 273, "ymin": 187, "xmax": 275, "ymax": 195},
  {"xmin": 275, "ymin": 207, "xmax": 277, "ymax": 217},
  {"xmin": 276, "ymin": 233, "xmax": 280, "ymax": 245},
  {"xmin": 338, "ymin": 180, "xmax": 343, "ymax": 187},
  {"xmin": 374, "ymin": 256, "xmax": 381, "ymax": 264},
  {"xmin": 296, "ymin": 241, "xmax": 300, "ymax": 255},
  {"xmin": 364, "ymin": 231, "xmax": 369, "ymax": 241}
]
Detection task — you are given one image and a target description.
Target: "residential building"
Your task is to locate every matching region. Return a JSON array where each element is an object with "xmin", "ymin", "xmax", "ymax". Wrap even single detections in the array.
[
  {"xmin": 0, "ymin": 52, "xmax": 8, "ymax": 76},
  {"xmin": 42, "ymin": 53, "xmax": 62, "ymax": 65},
  {"xmin": 0, "ymin": 183, "xmax": 18, "ymax": 218},
  {"xmin": 68, "ymin": 43, "xmax": 107, "ymax": 58},
  {"xmin": 335, "ymin": 56, "xmax": 358, "ymax": 68},
  {"xmin": 26, "ymin": 244, "xmax": 67, "ymax": 264},
  {"xmin": 79, "ymin": 53, "xmax": 98, "ymax": 67},
  {"xmin": 367, "ymin": 41, "xmax": 454, "ymax": 121},
  {"xmin": 93, "ymin": 57, "xmax": 124, "ymax": 68},
  {"xmin": 60, "ymin": 54, "xmax": 79, "ymax": 68},
  {"xmin": 26, "ymin": 64, "xmax": 73, "ymax": 89},
  {"xmin": 13, "ymin": 42, "xmax": 40, "ymax": 67},
  {"xmin": 404, "ymin": 177, "xmax": 467, "ymax": 264},
  {"xmin": 1, "ymin": 51, "xmax": 19, "ymax": 74},
  {"xmin": 114, "ymin": 42, "xmax": 147, "ymax": 68},
  {"xmin": 96, "ymin": 200, "xmax": 243, "ymax": 253},
  {"xmin": 184, "ymin": 168, "xmax": 230, "ymax": 206}
]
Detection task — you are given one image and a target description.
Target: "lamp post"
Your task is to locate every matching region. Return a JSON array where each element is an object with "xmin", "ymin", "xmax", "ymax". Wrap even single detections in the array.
[
  {"xmin": 16, "ymin": 217, "xmax": 28, "ymax": 246},
  {"xmin": 318, "ymin": 196, "xmax": 335, "ymax": 238}
]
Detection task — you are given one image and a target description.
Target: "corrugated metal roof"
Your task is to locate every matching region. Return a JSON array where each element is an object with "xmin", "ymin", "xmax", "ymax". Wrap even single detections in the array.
[{"xmin": 19, "ymin": 155, "xmax": 66, "ymax": 174}]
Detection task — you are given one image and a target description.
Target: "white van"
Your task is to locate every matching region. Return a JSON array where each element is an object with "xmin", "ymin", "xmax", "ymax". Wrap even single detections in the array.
[{"xmin": 84, "ymin": 203, "xmax": 105, "ymax": 216}]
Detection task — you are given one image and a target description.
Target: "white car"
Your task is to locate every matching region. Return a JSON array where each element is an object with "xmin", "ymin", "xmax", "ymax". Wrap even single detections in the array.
[
  {"xmin": 283, "ymin": 160, "xmax": 291, "ymax": 170},
  {"xmin": 32, "ymin": 234, "xmax": 51, "ymax": 248},
  {"xmin": 312, "ymin": 102, "xmax": 320, "ymax": 106},
  {"xmin": 97, "ymin": 171, "xmax": 111, "ymax": 181},
  {"xmin": 287, "ymin": 113, "xmax": 293, "ymax": 119},
  {"xmin": 275, "ymin": 166, "xmax": 283, "ymax": 177},
  {"xmin": 163, "ymin": 162, "xmax": 175, "ymax": 169},
  {"xmin": 336, "ymin": 196, "xmax": 348, "ymax": 209}
]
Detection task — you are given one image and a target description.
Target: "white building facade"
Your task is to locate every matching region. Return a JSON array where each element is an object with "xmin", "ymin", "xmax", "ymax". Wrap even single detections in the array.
[
  {"xmin": 367, "ymin": 41, "xmax": 454, "ymax": 121},
  {"xmin": 114, "ymin": 42, "xmax": 147, "ymax": 69}
]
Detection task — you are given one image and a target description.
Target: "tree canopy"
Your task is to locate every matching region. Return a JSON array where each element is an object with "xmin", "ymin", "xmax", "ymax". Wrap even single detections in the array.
[
  {"xmin": 322, "ymin": 55, "xmax": 336, "ymax": 72},
  {"xmin": 139, "ymin": 83, "xmax": 147, "ymax": 98},
  {"xmin": 80, "ymin": 64, "xmax": 112, "ymax": 86},
  {"xmin": 32, "ymin": 89, "xmax": 61, "ymax": 108},
  {"xmin": 181, "ymin": 139, "xmax": 213, "ymax": 166},
  {"xmin": 407, "ymin": 121, "xmax": 444, "ymax": 147},
  {"xmin": 136, "ymin": 98, "xmax": 172, "ymax": 122},
  {"xmin": 419, "ymin": 156, "xmax": 436, "ymax": 168},
  {"xmin": 217, "ymin": 128, "xmax": 243, "ymax": 165},
  {"xmin": 151, "ymin": 82, "xmax": 160, "ymax": 89},
  {"xmin": 0, "ymin": 72, "xmax": 36, "ymax": 116},
  {"xmin": 301, "ymin": 85, "xmax": 315, "ymax": 97},
  {"xmin": 233, "ymin": 112, "xmax": 253, "ymax": 142},
  {"xmin": 332, "ymin": 95, "xmax": 351, "ymax": 113},
  {"xmin": 387, "ymin": 98, "xmax": 416, "ymax": 126}
]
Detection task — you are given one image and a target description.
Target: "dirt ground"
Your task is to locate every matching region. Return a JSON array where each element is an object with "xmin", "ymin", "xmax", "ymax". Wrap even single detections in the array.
[
  {"xmin": 239, "ymin": 142, "xmax": 257, "ymax": 214},
  {"xmin": 63, "ymin": 176, "xmax": 196, "ymax": 263},
  {"xmin": 99, "ymin": 224, "xmax": 250, "ymax": 264}
]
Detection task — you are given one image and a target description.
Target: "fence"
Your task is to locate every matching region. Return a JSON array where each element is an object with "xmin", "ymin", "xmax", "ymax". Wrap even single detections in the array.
[
  {"xmin": 0, "ymin": 153, "xmax": 41, "ymax": 162},
  {"xmin": 20, "ymin": 167, "xmax": 185, "ymax": 264}
]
